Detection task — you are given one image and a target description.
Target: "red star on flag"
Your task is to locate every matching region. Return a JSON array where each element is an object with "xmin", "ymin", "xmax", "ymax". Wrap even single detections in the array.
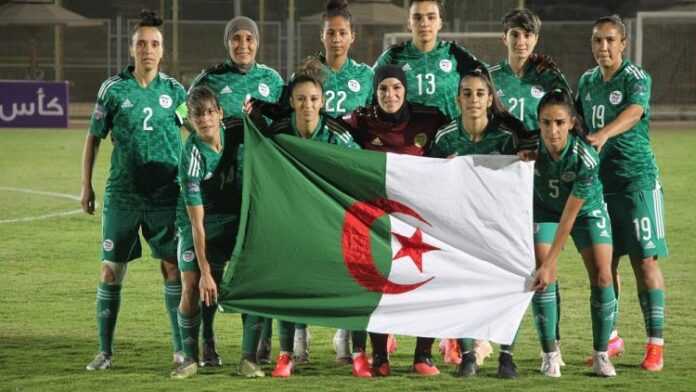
[{"xmin": 392, "ymin": 228, "xmax": 440, "ymax": 272}]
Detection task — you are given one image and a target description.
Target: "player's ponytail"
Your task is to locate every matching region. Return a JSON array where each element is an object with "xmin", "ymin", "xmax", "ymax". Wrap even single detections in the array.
[
  {"xmin": 133, "ymin": 9, "xmax": 163, "ymax": 33},
  {"xmin": 324, "ymin": 0, "xmax": 353, "ymax": 29},
  {"xmin": 537, "ymin": 89, "xmax": 589, "ymax": 138},
  {"xmin": 289, "ymin": 57, "xmax": 327, "ymax": 96}
]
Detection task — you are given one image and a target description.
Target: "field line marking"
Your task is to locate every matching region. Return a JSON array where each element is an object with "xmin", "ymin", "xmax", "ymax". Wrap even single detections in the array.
[{"xmin": 0, "ymin": 187, "xmax": 98, "ymax": 224}]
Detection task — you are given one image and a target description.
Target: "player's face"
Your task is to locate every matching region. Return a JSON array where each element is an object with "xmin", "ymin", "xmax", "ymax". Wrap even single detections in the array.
[
  {"xmin": 458, "ymin": 76, "xmax": 493, "ymax": 120},
  {"xmin": 539, "ymin": 104, "xmax": 574, "ymax": 155},
  {"xmin": 130, "ymin": 27, "xmax": 163, "ymax": 72},
  {"xmin": 503, "ymin": 27, "xmax": 538, "ymax": 62},
  {"xmin": 322, "ymin": 16, "xmax": 354, "ymax": 58},
  {"xmin": 408, "ymin": 1, "xmax": 442, "ymax": 45},
  {"xmin": 189, "ymin": 99, "xmax": 223, "ymax": 141},
  {"xmin": 228, "ymin": 30, "xmax": 258, "ymax": 66},
  {"xmin": 290, "ymin": 81, "xmax": 324, "ymax": 124},
  {"xmin": 377, "ymin": 77, "xmax": 405, "ymax": 114},
  {"xmin": 591, "ymin": 23, "xmax": 626, "ymax": 70}
]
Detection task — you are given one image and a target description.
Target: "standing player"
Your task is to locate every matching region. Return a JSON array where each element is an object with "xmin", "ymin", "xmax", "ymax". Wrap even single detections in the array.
[
  {"xmin": 577, "ymin": 15, "xmax": 667, "ymax": 372},
  {"xmin": 374, "ymin": 0, "xmax": 483, "ymax": 120},
  {"xmin": 187, "ymin": 15, "xmax": 285, "ymax": 367},
  {"xmin": 81, "ymin": 10, "xmax": 187, "ymax": 370},
  {"xmin": 530, "ymin": 89, "xmax": 616, "ymax": 378}
]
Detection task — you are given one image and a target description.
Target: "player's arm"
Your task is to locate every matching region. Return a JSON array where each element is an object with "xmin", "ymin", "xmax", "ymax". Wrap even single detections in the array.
[
  {"xmin": 80, "ymin": 133, "xmax": 101, "ymax": 214},
  {"xmin": 586, "ymin": 104, "xmax": 644, "ymax": 151},
  {"xmin": 186, "ymin": 205, "xmax": 217, "ymax": 306},
  {"xmin": 531, "ymin": 195, "xmax": 585, "ymax": 291}
]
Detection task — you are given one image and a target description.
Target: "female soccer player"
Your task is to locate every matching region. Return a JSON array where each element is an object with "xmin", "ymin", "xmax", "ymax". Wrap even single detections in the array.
[
  {"xmin": 429, "ymin": 69, "xmax": 535, "ymax": 379},
  {"xmin": 81, "ymin": 10, "xmax": 187, "ymax": 371},
  {"xmin": 188, "ymin": 15, "xmax": 285, "ymax": 367},
  {"xmin": 577, "ymin": 15, "xmax": 667, "ymax": 372},
  {"xmin": 374, "ymin": 0, "xmax": 483, "ymax": 120},
  {"xmin": 530, "ymin": 89, "xmax": 616, "ymax": 378}
]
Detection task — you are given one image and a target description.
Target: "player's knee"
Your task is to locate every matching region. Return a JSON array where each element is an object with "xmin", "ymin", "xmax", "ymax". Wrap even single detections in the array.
[
  {"xmin": 160, "ymin": 259, "xmax": 180, "ymax": 282},
  {"xmin": 101, "ymin": 261, "xmax": 127, "ymax": 285}
]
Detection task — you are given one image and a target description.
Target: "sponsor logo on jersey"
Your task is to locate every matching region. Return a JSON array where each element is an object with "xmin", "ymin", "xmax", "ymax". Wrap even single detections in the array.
[
  {"xmin": 182, "ymin": 250, "xmax": 195, "ymax": 262},
  {"xmin": 609, "ymin": 90, "xmax": 623, "ymax": 105},
  {"xmin": 496, "ymin": 89, "xmax": 504, "ymax": 97},
  {"xmin": 645, "ymin": 240, "xmax": 656, "ymax": 249},
  {"xmin": 258, "ymin": 83, "xmax": 270, "ymax": 97},
  {"xmin": 159, "ymin": 94, "xmax": 173, "ymax": 109},
  {"xmin": 531, "ymin": 85, "xmax": 545, "ymax": 99},
  {"xmin": 370, "ymin": 137, "xmax": 383, "ymax": 146},
  {"xmin": 220, "ymin": 85, "xmax": 233, "ymax": 94},
  {"xmin": 103, "ymin": 239, "xmax": 114, "ymax": 252},
  {"xmin": 347, "ymin": 79, "xmax": 361, "ymax": 92},
  {"xmin": 402, "ymin": 63, "xmax": 412, "ymax": 72},
  {"xmin": 204, "ymin": 172, "xmax": 213, "ymax": 180},
  {"xmin": 600, "ymin": 230, "xmax": 610, "ymax": 238},
  {"xmin": 413, "ymin": 133, "xmax": 428, "ymax": 148},
  {"xmin": 561, "ymin": 171, "xmax": 576, "ymax": 182},
  {"xmin": 94, "ymin": 104, "xmax": 106, "ymax": 119},
  {"xmin": 120, "ymin": 99, "xmax": 133, "ymax": 109},
  {"xmin": 585, "ymin": 92, "xmax": 592, "ymax": 102},
  {"xmin": 439, "ymin": 59, "xmax": 453, "ymax": 73}
]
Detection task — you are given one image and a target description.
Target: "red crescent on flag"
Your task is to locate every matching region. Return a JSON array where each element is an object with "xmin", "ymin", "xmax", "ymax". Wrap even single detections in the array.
[{"xmin": 341, "ymin": 198, "xmax": 434, "ymax": 294}]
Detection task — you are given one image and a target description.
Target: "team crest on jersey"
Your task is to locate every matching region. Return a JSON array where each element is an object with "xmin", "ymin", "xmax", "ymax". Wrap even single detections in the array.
[
  {"xmin": 159, "ymin": 94, "xmax": 173, "ymax": 109},
  {"xmin": 182, "ymin": 250, "xmax": 195, "ymax": 262},
  {"xmin": 220, "ymin": 85, "xmax": 233, "ymax": 94},
  {"xmin": 609, "ymin": 90, "xmax": 623, "ymax": 105},
  {"xmin": 93, "ymin": 104, "xmax": 106, "ymax": 119},
  {"xmin": 258, "ymin": 83, "xmax": 270, "ymax": 97},
  {"xmin": 531, "ymin": 85, "xmax": 545, "ymax": 99},
  {"xmin": 561, "ymin": 171, "xmax": 576, "ymax": 182},
  {"xmin": 413, "ymin": 133, "xmax": 428, "ymax": 148},
  {"xmin": 102, "ymin": 239, "xmax": 114, "ymax": 252},
  {"xmin": 371, "ymin": 137, "xmax": 383, "ymax": 146},
  {"xmin": 439, "ymin": 59, "xmax": 453, "ymax": 73},
  {"xmin": 347, "ymin": 79, "xmax": 361, "ymax": 92}
]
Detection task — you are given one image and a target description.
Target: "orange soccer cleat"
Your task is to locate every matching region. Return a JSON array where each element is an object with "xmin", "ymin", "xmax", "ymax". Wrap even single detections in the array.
[
  {"xmin": 640, "ymin": 343, "xmax": 664, "ymax": 372},
  {"xmin": 271, "ymin": 353, "xmax": 294, "ymax": 378}
]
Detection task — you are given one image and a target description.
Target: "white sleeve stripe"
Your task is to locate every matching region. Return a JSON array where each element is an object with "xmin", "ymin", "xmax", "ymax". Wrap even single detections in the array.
[
  {"xmin": 574, "ymin": 145, "xmax": 596, "ymax": 168},
  {"xmin": 188, "ymin": 147, "xmax": 201, "ymax": 177},
  {"xmin": 434, "ymin": 125, "xmax": 458, "ymax": 144},
  {"xmin": 97, "ymin": 77, "xmax": 121, "ymax": 100},
  {"xmin": 577, "ymin": 145, "xmax": 597, "ymax": 167}
]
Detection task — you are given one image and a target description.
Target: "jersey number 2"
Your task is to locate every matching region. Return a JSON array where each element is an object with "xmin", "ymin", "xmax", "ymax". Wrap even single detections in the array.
[{"xmin": 143, "ymin": 107, "xmax": 153, "ymax": 131}]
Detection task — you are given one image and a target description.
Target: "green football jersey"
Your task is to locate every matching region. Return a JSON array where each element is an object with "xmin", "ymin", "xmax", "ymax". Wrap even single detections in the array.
[
  {"xmin": 489, "ymin": 60, "xmax": 570, "ymax": 130},
  {"xmin": 534, "ymin": 134, "xmax": 604, "ymax": 219},
  {"xmin": 374, "ymin": 40, "xmax": 481, "ymax": 120},
  {"xmin": 269, "ymin": 113, "xmax": 360, "ymax": 149},
  {"xmin": 429, "ymin": 117, "xmax": 516, "ymax": 157},
  {"xmin": 576, "ymin": 59, "xmax": 658, "ymax": 193},
  {"xmin": 89, "ymin": 66, "xmax": 187, "ymax": 209},
  {"xmin": 321, "ymin": 56, "xmax": 374, "ymax": 118}
]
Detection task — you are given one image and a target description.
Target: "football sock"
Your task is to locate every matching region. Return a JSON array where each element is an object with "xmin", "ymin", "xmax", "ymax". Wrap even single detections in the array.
[
  {"xmin": 590, "ymin": 285, "xmax": 616, "ymax": 351},
  {"xmin": 639, "ymin": 288, "xmax": 665, "ymax": 339},
  {"xmin": 164, "ymin": 281, "xmax": 183, "ymax": 353},
  {"xmin": 555, "ymin": 280, "xmax": 562, "ymax": 340},
  {"xmin": 459, "ymin": 338, "xmax": 475, "ymax": 352},
  {"xmin": 241, "ymin": 313, "xmax": 264, "ymax": 357},
  {"xmin": 96, "ymin": 283, "xmax": 121, "ymax": 354},
  {"xmin": 278, "ymin": 320, "xmax": 295, "ymax": 353},
  {"xmin": 177, "ymin": 309, "xmax": 200, "ymax": 360},
  {"xmin": 351, "ymin": 330, "xmax": 367, "ymax": 353},
  {"xmin": 260, "ymin": 317, "xmax": 273, "ymax": 342},
  {"xmin": 369, "ymin": 333, "xmax": 388, "ymax": 358},
  {"xmin": 532, "ymin": 282, "xmax": 558, "ymax": 353},
  {"xmin": 200, "ymin": 268, "xmax": 223, "ymax": 343},
  {"xmin": 414, "ymin": 337, "xmax": 434, "ymax": 357}
]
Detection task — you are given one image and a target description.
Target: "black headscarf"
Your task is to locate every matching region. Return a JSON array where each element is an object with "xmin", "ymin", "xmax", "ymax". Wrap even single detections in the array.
[{"xmin": 373, "ymin": 64, "xmax": 410, "ymax": 123}]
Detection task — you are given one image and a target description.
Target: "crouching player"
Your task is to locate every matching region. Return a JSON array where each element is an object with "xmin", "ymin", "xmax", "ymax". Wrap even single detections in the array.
[{"xmin": 530, "ymin": 90, "xmax": 617, "ymax": 378}]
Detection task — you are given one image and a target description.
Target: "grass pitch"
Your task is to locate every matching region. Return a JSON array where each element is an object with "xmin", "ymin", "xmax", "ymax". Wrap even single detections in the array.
[{"xmin": 1, "ymin": 126, "xmax": 695, "ymax": 392}]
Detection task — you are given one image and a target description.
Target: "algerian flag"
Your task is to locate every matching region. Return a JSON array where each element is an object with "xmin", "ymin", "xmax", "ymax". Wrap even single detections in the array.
[{"xmin": 219, "ymin": 117, "xmax": 535, "ymax": 344}]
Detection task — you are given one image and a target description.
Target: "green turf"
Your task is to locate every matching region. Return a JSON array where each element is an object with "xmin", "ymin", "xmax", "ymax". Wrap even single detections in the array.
[{"xmin": 1, "ymin": 127, "xmax": 695, "ymax": 391}]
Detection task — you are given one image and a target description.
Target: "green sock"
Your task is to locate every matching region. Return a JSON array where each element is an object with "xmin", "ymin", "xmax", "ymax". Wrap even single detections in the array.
[
  {"xmin": 96, "ymin": 283, "xmax": 121, "ymax": 354},
  {"xmin": 639, "ymin": 289, "xmax": 665, "ymax": 339},
  {"xmin": 295, "ymin": 323, "xmax": 307, "ymax": 330},
  {"xmin": 260, "ymin": 317, "xmax": 273, "ymax": 342},
  {"xmin": 278, "ymin": 320, "xmax": 295, "ymax": 353},
  {"xmin": 201, "ymin": 269, "xmax": 223, "ymax": 342},
  {"xmin": 459, "ymin": 338, "xmax": 475, "ymax": 352},
  {"xmin": 164, "ymin": 281, "xmax": 183, "ymax": 353},
  {"xmin": 241, "ymin": 314, "xmax": 264, "ymax": 356},
  {"xmin": 178, "ymin": 309, "xmax": 201, "ymax": 361},
  {"xmin": 555, "ymin": 281, "xmax": 562, "ymax": 340},
  {"xmin": 613, "ymin": 278, "xmax": 620, "ymax": 332},
  {"xmin": 590, "ymin": 286, "xmax": 616, "ymax": 351},
  {"xmin": 532, "ymin": 282, "xmax": 558, "ymax": 353}
]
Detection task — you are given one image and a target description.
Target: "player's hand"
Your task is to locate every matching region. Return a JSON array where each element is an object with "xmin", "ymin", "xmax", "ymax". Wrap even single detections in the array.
[
  {"xmin": 243, "ymin": 98, "xmax": 253, "ymax": 114},
  {"xmin": 530, "ymin": 263, "xmax": 556, "ymax": 292},
  {"xmin": 199, "ymin": 272, "xmax": 218, "ymax": 306},
  {"xmin": 586, "ymin": 131, "xmax": 609, "ymax": 152},
  {"xmin": 517, "ymin": 149, "xmax": 538, "ymax": 161},
  {"xmin": 80, "ymin": 184, "xmax": 96, "ymax": 214}
]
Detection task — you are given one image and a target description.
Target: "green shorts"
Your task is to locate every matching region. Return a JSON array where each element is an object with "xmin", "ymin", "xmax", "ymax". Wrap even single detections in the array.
[
  {"xmin": 605, "ymin": 182, "xmax": 668, "ymax": 259},
  {"xmin": 101, "ymin": 205, "xmax": 177, "ymax": 263},
  {"xmin": 534, "ymin": 205, "xmax": 613, "ymax": 251},
  {"xmin": 177, "ymin": 216, "xmax": 239, "ymax": 272}
]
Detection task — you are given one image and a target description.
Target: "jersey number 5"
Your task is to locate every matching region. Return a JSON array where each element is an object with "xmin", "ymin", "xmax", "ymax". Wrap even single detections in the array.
[{"xmin": 143, "ymin": 107, "xmax": 154, "ymax": 131}]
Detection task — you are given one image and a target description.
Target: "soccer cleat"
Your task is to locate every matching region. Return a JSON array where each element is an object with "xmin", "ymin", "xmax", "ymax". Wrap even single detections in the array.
[
  {"xmin": 351, "ymin": 352, "xmax": 372, "ymax": 378},
  {"xmin": 540, "ymin": 351, "xmax": 562, "ymax": 378},
  {"xmin": 256, "ymin": 337, "xmax": 272, "ymax": 365},
  {"xmin": 640, "ymin": 343, "xmax": 664, "ymax": 372},
  {"xmin": 371, "ymin": 354, "xmax": 391, "ymax": 377},
  {"xmin": 456, "ymin": 351, "xmax": 478, "ymax": 377},
  {"xmin": 200, "ymin": 340, "xmax": 222, "ymax": 367},
  {"xmin": 173, "ymin": 351, "xmax": 186, "ymax": 368},
  {"xmin": 333, "ymin": 329, "xmax": 352, "ymax": 364},
  {"xmin": 271, "ymin": 353, "xmax": 294, "ymax": 378},
  {"xmin": 497, "ymin": 352, "xmax": 518, "ymax": 379},
  {"xmin": 293, "ymin": 328, "xmax": 310, "ymax": 364},
  {"xmin": 238, "ymin": 358, "xmax": 265, "ymax": 378},
  {"xmin": 412, "ymin": 354, "xmax": 440, "ymax": 376},
  {"xmin": 387, "ymin": 334, "xmax": 398, "ymax": 354},
  {"xmin": 170, "ymin": 359, "xmax": 198, "ymax": 379},
  {"xmin": 439, "ymin": 339, "xmax": 462, "ymax": 365},
  {"xmin": 592, "ymin": 351, "xmax": 617, "ymax": 377},
  {"xmin": 473, "ymin": 340, "xmax": 493, "ymax": 366},
  {"xmin": 86, "ymin": 352, "xmax": 112, "ymax": 371},
  {"xmin": 585, "ymin": 335, "xmax": 624, "ymax": 366}
]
